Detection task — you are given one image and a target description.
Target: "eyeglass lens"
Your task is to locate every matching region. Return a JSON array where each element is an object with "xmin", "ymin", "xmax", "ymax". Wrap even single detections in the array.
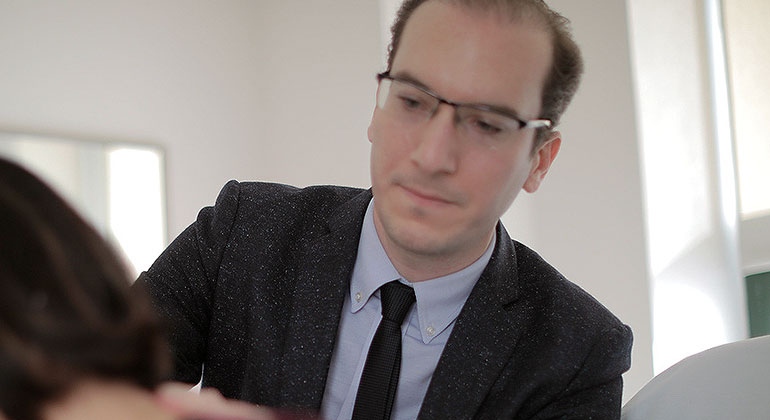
[{"xmin": 377, "ymin": 78, "xmax": 528, "ymax": 141}]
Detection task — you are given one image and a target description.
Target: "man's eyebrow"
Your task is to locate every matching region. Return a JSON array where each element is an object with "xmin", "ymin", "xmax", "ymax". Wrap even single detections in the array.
[
  {"xmin": 389, "ymin": 70, "xmax": 527, "ymax": 120},
  {"xmin": 390, "ymin": 70, "xmax": 433, "ymax": 92}
]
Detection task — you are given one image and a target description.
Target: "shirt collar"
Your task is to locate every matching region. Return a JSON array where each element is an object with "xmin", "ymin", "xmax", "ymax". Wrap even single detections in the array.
[
  {"xmin": 349, "ymin": 199, "xmax": 402, "ymax": 314},
  {"xmin": 350, "ymin": 198, "xmax": 495, "ymax": 344}
]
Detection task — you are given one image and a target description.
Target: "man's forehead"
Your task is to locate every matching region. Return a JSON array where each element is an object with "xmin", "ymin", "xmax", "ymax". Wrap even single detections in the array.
[{"xmin": 390, "ymin": 0, "xmax": 553, "ymax": 117}]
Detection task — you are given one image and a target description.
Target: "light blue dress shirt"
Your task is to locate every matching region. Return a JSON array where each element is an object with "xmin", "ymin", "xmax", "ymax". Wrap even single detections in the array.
[{"xmin": 320, "ymin": 199, "xmax": 495, "ymax": 420}]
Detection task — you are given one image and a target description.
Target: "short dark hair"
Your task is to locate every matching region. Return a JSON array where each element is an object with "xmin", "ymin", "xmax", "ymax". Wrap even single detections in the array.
[
  {"xmin": 0, "ymin": 158, "xmax": 170, "ymax": 420},
  {"xmin": 387, "ymin": 0, "xmax": 583, "ymax": 147}
]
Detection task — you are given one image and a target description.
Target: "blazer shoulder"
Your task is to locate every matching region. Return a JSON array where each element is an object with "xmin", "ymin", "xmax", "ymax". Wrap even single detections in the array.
[
  {"xmin": 216, "ymin": 180, "xmax": 368, "ymax": 228},
  {"xmin": 225, "ymin": 180, "xmax": 365, "ymax": 208},
  {"xmin": 511, "ymin": 240, "xmax": 629, "ymax": 335}
]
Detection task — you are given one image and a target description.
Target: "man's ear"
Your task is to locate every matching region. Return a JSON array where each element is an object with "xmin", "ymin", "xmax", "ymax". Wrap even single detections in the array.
[{"xmin": 523, "ymin": 130, "xmax": 561, "ymax": 193}]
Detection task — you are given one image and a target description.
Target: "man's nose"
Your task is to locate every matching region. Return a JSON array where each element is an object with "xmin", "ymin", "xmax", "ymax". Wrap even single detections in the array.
[{"xmin": 409, "ymin": 104, "xmax": 460, "ymax": 174}]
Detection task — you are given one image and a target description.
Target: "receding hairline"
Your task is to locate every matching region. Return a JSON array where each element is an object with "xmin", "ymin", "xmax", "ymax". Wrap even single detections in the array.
[
  {"xmin": 396, "ymin": 0, "xmax": 556, "ymax": 57},
  {"xmin": 442, "ymin": 0, "xmax": 552, "ymax": 24}
]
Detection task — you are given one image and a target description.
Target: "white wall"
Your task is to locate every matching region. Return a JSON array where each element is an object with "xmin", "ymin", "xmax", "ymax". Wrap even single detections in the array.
[
  {"xmin": 0, "ymin": 0, "xmax": 380, "ymax": 238},
  {"xmin": 742, "ymin": 216, "xmax": 770, "ymax": 274},
  {"xmin": 0, "ymin": 0, "xmax": 653, "ymax": 402}
]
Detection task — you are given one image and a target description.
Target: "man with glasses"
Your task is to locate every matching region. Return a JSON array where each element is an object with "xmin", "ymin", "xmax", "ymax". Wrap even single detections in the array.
[{"xmin": 140, "ymin": 0, "xmax": 633, "ymax": 419}]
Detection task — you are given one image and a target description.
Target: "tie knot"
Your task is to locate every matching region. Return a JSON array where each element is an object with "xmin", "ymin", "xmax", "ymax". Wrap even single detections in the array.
[{"xmin": 379, "ymin": 281, "xmax": 416, "ymax": 324}]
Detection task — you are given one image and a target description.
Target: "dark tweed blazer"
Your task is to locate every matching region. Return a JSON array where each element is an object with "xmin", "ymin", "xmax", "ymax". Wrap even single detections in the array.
[{"xmin": 139, "ymin": 180, "xmax": 632, "ymax": 419}]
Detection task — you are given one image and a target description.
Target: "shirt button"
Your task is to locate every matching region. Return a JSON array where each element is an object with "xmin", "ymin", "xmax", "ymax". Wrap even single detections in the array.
[
  {"xmin": 426, "ymin": 326, "xmax": 436, "ymax": 336},
  {"xmin": 355, "ymin": 292, "xmax": 362, "ymax": 302}
]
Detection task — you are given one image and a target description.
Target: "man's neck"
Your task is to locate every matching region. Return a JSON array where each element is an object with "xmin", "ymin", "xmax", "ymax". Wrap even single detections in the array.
[{"xmin": 381, "ymin": 231, "xmax": 495, "ymax": 283}]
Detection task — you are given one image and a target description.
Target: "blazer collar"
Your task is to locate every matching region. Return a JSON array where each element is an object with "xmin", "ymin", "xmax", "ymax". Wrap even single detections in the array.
[
  {"xmin": 277, "ymin": 188, "xmax": 373, "ymax": 410},
  {"xmin": 418, "ymin": 222, "xmax": 523, "ymax": 419},
  {"xmin": 486, "ymin": 222, "xmax": 520, "ymax": 305}
]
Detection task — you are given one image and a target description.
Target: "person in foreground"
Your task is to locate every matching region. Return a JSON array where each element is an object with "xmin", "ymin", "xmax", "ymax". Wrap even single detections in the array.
[
  {"xmin": 139, "ymin": 0, "xmax": 633, "ymax": 419},
  {"xmin": 0, "ymin": 158, "xmax": 280, "ymax": 420}
]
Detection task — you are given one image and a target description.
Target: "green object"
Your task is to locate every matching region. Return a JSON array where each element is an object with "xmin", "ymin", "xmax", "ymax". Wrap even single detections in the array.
[{"xmin": 746, "ymin": 271, "xmax": 770, "ymax": 337}]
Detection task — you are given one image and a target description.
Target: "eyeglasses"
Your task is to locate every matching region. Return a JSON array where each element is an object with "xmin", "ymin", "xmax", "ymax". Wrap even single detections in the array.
[{"xmin": 375, "ymin": 72, "xmax": 551, "ymax": 142}]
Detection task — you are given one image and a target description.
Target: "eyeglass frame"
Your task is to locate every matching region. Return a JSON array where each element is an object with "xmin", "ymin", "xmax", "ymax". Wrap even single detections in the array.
[{"xmin": 375, "ymin": 72, "xmax": 553, "ymax": 132}]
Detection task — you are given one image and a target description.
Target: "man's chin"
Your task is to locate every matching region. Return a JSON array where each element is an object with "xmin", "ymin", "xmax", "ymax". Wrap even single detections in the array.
[{"xmin": 388, "ymin": 227, "xmax": 459, "ymax": 258}]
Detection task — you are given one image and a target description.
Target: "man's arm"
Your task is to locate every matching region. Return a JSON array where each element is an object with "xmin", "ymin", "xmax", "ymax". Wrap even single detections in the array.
[
  {"xmin": 137, "ymin": 181, "xmax": 243, "ymax": 384},
  {"xmin": 531, "ymin": 324, "xmax": 633, "ymax": 420}
]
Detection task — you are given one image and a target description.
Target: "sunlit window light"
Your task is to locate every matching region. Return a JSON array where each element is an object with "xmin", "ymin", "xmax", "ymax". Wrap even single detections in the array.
[
  {"xmin": 652, "ymin": 282, "xmax": 729, "ymax": 373},
  {"xmin": 108, "ymin": 148, "xmax": 166, "ymax": 279},
  {"xmin": 722, "ymin": 0, "xmax": 770, "ymax": 218}
]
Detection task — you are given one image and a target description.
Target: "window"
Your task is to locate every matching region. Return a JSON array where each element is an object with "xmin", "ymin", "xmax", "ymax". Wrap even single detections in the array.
[
  {"xmin": 721, "ymin": 0, "xmax": 770, "ymax": 276},
  {"xmin": 722, "ymin": 0, "xmax": 770, "ymax": 219}
]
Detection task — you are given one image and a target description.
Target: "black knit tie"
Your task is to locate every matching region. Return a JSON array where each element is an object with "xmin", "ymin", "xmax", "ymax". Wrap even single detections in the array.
[{"xmin": 351, "ymin": 280, "xmax": 416, "ymax": 420}]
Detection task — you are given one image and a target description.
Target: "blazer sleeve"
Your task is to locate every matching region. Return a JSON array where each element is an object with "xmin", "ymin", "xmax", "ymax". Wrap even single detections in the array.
[
  {"xmin": 136, "ymin": 180, "xmax": 242, "ymax": 384},
  {"xmin": 531, "ymin": 323, "xmax": 633, "ymax": 420}
]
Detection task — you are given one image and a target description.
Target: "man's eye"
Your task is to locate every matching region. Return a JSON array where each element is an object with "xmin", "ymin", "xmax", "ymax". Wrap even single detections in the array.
[
  {"xmin": 398, "ymin": 95, "xmax": 425, "ymax": 110},
  {"xmin": 471, "ymin": 118, "xmax": 503, "ymax": 135}
]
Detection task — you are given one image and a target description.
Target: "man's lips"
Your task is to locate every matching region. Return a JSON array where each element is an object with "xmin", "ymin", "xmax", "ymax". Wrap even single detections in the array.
[{"xmin": 399, "ymin": 184, "xmax": 455, "ymax": 206}]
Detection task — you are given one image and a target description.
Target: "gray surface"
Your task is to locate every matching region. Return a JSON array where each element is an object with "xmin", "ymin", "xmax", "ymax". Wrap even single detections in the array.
[{"xmin": 622, "ymin": 335, "xmax": 770, "ymax": 420}]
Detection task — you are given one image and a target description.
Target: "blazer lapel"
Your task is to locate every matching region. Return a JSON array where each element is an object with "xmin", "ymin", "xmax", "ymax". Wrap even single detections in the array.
[
  {"xmin": 418, "ymin": 223, "xmax": 523, "ymax": 419},
  {"xmin": 277, "ymin": 189, "xmax": 373, "ymax": 410}
]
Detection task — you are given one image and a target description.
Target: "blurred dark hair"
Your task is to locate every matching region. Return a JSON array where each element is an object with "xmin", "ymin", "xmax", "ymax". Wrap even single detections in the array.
[
  {"xmin": 387, "ymin": 0, "xmax": 583, "ymax": 149},
  {"xmin": 0, "ymin": 158, "xmax": 170, "ymax": 420}
]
